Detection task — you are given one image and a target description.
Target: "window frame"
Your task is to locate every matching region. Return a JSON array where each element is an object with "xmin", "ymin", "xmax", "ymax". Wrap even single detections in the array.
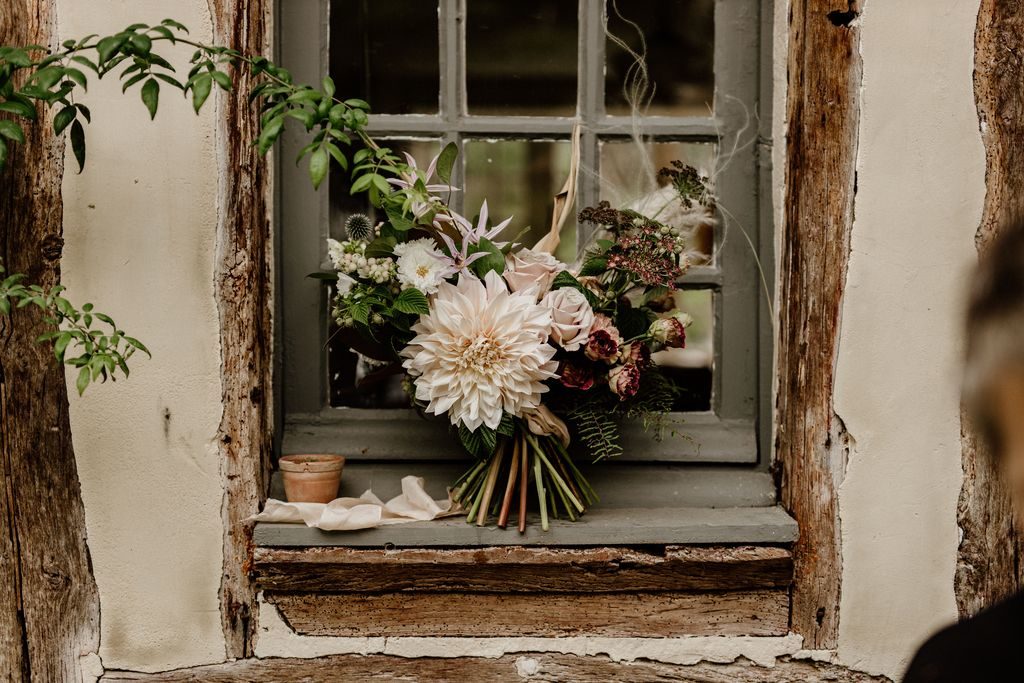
[{"xmin": 276, "ymin": 0, "xmax": 773, "ymax": 481}]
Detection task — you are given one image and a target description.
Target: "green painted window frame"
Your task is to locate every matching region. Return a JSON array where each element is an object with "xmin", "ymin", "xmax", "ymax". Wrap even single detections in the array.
[{"xmin": 274, "ymin": 0, "xmax": 775, "ymax": 508}]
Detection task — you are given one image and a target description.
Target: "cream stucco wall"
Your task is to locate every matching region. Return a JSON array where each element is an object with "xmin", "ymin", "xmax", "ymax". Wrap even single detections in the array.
[
  {"xmin": 58, "ymin": 0, "xmax": 226, "ymax": 672},
  {"xmin": 51, "ymin": 0, "xmax": 986, "ymax": 677},
  {"xmin": 834, "ymin": 0, "xmax": 984, "ymax": 678}
]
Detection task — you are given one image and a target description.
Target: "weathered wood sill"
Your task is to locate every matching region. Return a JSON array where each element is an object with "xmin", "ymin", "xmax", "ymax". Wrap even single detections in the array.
[{"xmin": 255, "ymin": 544, "xmax": 795, "ymax": 638}]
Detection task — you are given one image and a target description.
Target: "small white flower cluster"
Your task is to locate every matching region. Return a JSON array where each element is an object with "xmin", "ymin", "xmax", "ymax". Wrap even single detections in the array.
[{"xmin": 327, "ymin": 238, "xmax": 395, "ymax": 284}]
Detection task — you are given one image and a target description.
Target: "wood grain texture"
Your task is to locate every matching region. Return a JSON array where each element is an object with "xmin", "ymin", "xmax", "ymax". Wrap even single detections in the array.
[
  {"xmin": 956, "ymin": 0, "xmax": 1024, "ymax": 619},
  {"xmin": 0, "ymin": 2, "xmax": 101, "ymax": 681},
  {"xmin": 102, "ymin": 653, "xmax": 891, "ymax": 682},
  {"xmin": 207, "ymin": 0, "xmax": 275, "ymax": 659},
  {"xmin": 253, "ymin": 545, "xmax": 793, "ymax": 593},
  {"xmin": 264, "ymin": 589, "xmax": 789, "ymax": 638},
  {"xmin": 776, "ymin": 0, "xmax": 863, "ymax": 648}
]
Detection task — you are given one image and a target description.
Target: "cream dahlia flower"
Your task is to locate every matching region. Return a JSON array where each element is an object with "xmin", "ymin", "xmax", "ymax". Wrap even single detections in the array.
[{"xmin": 401, "ymin": 271, "xmax": 559, "ymax": 431}]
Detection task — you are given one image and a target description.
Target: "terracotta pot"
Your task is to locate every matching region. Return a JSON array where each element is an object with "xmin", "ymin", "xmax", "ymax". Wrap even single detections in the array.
[{"xmin": 279, "ymin": 454, "xmax": 345, "ymax": 503}]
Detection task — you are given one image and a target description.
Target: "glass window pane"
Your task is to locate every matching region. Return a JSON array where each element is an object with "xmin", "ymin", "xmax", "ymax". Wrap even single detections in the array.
[
  {"xmin": 599, "ymin": 140, "xmax": 715, "ymax": 264},
  {"xmin": 330, "ymin": 1, "xmax": 439, "ymax": 114},
  {"xmin": 653, "ymin": 289, "xmax": 713, "ymax": 411},
  {"xmin": 606, "ymin": 0, "xmax": 715, "ymax": 117},
  {"xmin": 466, "ymin": 0, "xmax": 577, "ymax": 116},
  {"xmin": 463, "ymin": 140, "xmax": 575, "ymax": 262}
]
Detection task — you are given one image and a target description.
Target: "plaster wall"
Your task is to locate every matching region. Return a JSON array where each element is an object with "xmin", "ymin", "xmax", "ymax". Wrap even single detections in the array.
[
  {"xmin": 51, "ymin": 0, "xmax": 985, "ymax": 677},
  {"xmin": 834, "ymin": 0, "xmax": 985, "ymax": 678},
  {"xmin": 58, "ymin": 0, "xmax": 226, "ymax": 672}
]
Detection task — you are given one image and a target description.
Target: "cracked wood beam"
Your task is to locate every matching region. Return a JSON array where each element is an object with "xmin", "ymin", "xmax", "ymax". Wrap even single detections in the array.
[
  {"xmin": 956, "ymin": 0, "xmax": 1024, "ymax": 618},
  {"xmin": 776, "ymin": 0, "xmax": 863, "ymax": 648},
  {"xmin": 0, "ymin": 1, "xmax": 101, "ymax": 680},
  {"xmin": 208, "ymin": 0, "xmax": 275, "ymax": 659},
  {"xmin": 102, "ymin": 653, "xmax": 892, "ymax": 682}
]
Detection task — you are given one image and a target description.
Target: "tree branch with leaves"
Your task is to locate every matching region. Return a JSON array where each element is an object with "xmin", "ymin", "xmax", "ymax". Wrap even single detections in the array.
[{"xmin": 0, "ymin": 19, "xmax": 418, "ymax": 393}]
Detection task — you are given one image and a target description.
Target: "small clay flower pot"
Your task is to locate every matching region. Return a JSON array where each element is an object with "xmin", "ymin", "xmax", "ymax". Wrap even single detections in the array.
[{"xmin": 279, "ymin": 454, "xmax": 345, "ymax": 503}]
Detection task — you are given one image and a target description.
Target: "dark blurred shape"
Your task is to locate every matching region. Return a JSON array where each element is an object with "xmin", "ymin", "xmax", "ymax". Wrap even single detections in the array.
[
  {"xmin": 466, "ymin": 0, "xmax": 578, "ymax": 115},
  {"xmin": 605, "ymin": 0, "xmax": 714, "ymax": 117},
  {"xmin": 331, "ymin": 0, "xmax": 440, "ymax": 114}
]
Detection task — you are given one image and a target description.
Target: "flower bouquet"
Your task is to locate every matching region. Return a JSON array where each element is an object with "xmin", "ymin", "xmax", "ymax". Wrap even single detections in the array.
[{"xmin": 321, "ymin": 142, "xmax": 713, "ymax": 531}]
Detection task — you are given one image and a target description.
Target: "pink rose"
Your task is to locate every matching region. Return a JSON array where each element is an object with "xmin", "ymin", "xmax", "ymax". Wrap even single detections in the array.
[
  {"xmin": 559, "ymin": 359, "xmax": 596, "ymax": 390},
  {"xmin": 503, "ymin": 248, "xmax": 564, "ymax": 297},
  {"xmin": 542, "ymin": 287, "xmax": 595, "ymax": 351},
  {"xmin": 608, "ymin": 363, "xmax": 641, "ymax": 400}
]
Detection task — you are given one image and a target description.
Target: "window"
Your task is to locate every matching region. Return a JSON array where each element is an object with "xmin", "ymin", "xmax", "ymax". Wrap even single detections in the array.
[{"xmin": 276, "ymin": 0, "xmax": 774, "ymax": 534}]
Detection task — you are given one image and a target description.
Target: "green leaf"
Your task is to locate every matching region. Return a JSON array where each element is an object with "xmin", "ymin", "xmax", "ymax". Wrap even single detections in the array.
[
  {"xmin": 64, "ymin": 67, "xmax": 88, "ymax": 90},
  {"xmin": 383, "ymin": 202, "xmax": 414, "ymax": 231},
  {"xmin": 307, "ymin": 271, "xmax": 339, "ymax": 281},
  {"xmin": 370, "ymin": 174, "xmax": 391, "ymax": 194},
  {"xmin": 0, "ymin": 100, "xmax": 36, "ymax": 119},
  {"xmin": 0, "ymin": 138, "xmax": 7, "ymax": 169},
  {"xmin": 349, "ymin": 173, "xmax": 374, "ymax": 194},
  {"xmin": 257, "ymin": 115, "xmax": 283, "ymax": 155},
  {"xmin": 211, "ymin": 70, "xmax": 232, "ymax": 91},
  {"xmin": 70, "ymin": 55, "xmax": 99, "ymax": 73},
  {"xmin": 32, "ymin": 66, "xmax": 64, "ymax": 90},
  {"xmin": 0, "ymin": 119, "xmax": 24, "ymax": 143},
  {"xmin": 344, "ymin": 98, "xmax": 370, "ymax": 111},
  {"xmin": 2, "ymin": 48, "xmax": 31, "ymax": 67},
  {"xmin": 129, "ymin": 33, "xmax": 153, "ymax": 55},
  {"xmin": 308, "ymin": 147, "xmax": 329, "ymax": 190},
  {"xmin": 97, "ymin": 35, "xmax": 126, "ymax": 63},
  {"xmin": 578, "ymin": 257, "xmax": 608, "ymax": 277},
  {"xmin": 191, "ymin": 73, "xmax": 212, "ymax": 113},
  {"xmin": 140, "ymin": 78, "xmax": 159, "ymax": 119},
  {"xmin": 468, "ymin": 239, "xmax": 505, "ymax": 278},
  {"xmin": 54, "ymin": 331, "xmax": 72, "ymax": 362},
  {"xmin": 70, "ymin": 119, "xmax": 86, "ymax": 172},
  {"xmin": 436, "ymin": 141, "xmax": 458, "ymax": 184},
  {"xmin": 121, "ymin": 72, "xmax": 146, "ymax": 93},
  {"xmin": 392, "ymin": 288, "xmax": 430, "ymax": 315},
  {"xmin": 497, "ymin": 412, "xmax": 515, "ymax": 437},
  {"xmin": 322, "ymin": 75, "xmax": 335, "ymax": 97},
  {"xmin": 324, "ymin": 142, "xmax": 348, "ymax": 171},
  {"xmin": 76, "ymin": 366, "xmax": 90, "ymax": 396},
  {"xmin": 53, "ymin": 106, "xmax": 76, "ymax": 135},
  {"xmin": 123, "ymin": 336, "xmax": 151, "ymax": 357}
]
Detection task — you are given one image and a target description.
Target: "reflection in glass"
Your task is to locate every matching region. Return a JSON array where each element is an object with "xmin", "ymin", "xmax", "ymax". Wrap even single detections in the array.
[
  {"xmin": 467, "ymin": 0, "xmax": 578, "ymax": 116},
  {"xmin": 653, "ymin": 288, "xmax": 713, "ymax": 411},
  {"xmin": 599, "ymin": 140, "xmax": 716, "ymax": 263},
  {"xmin": 606, "ymin": 0, "xmax": 715, "ymax": 117},
  {"xmin": 330, "ymin": 0, "xmax": 440, "ymax": 114},
  {"xmin": 463, "ymin": 140, "xmax": 574, "ymax": 262}
]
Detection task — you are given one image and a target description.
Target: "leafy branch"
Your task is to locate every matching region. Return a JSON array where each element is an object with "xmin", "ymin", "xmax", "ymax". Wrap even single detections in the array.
[
  {"xmin": 0, "ymin": 263, "xmax": 149, "ymax": 394},
  {"xmin": 0, "ymin": 19, "xmax": 424, "ymax": 393}
]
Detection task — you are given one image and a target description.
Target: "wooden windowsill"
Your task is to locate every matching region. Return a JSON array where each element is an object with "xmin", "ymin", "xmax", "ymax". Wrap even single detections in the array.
[{"xmin": 255, "ymin": 544, "xmax": 795, "ymax": 638}]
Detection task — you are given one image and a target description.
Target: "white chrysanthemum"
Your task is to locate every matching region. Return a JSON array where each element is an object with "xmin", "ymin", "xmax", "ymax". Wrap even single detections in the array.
[
  {"xmin": 401, "ymin": 271, "xmax": 559, "ymax": 431},
  {"xmin": 394, "ymin": 238, "xmax": 449, "ymax": 294}
]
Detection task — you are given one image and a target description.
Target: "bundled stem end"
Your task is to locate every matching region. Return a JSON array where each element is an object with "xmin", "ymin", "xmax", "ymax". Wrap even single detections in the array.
[{"xmin": 451, "ymin": 423, "xmax": 595, "ymax": 532}]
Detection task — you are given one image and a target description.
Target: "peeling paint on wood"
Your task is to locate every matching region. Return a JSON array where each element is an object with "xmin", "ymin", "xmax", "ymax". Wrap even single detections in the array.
[
  {"xmin": 102, "ymin": 653, "xmax": 892, "ymax": 682},
  {"xmin": 776, "ymin": 0, "xmax": 863, "ymax": 648},
  {"xmin": 207, "ymin": 0, "xmax": 275, "ymax": 659},
  {"xmin": 253, "ymin": 545, "xmax": 794, "ymax": 593},
  {"xmin": 957, "ymin": 0, "xmax": 1024, "ymax": 618},
  {"xmin": 264, "ymin": 590, "xmax": 790, "ymax": 638},
  {"xmin": 0, "ymin": 2, "xmax": 101, "ymax": 681}
]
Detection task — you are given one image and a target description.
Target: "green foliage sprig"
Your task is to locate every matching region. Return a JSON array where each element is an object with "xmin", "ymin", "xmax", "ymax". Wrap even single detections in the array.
[{"xmin": 0, "ymin": 263, "xmax": 150, "ymax": 394}]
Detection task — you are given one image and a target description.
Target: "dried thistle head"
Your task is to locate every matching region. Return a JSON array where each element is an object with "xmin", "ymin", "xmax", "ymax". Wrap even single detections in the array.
[{"xmin": 345, "ymin": 213, "xmax": 374, "ymax": 241}]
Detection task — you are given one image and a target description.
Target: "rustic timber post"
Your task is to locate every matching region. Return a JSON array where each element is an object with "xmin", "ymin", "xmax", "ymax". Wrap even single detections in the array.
[
  {"xmin": 956, "ymin": 0, "xmax": 1024, "ymax": 618},
  {"xmin": 208, "ymin": 0, "xmax": 276, "ymax": 659},
  {"xmin": 0, "ymin": 2, "xmax": 101, "ymax": 681},
  {"xmin": 776, "ymin": 0, "xmax": 863, "ymax": 648}
]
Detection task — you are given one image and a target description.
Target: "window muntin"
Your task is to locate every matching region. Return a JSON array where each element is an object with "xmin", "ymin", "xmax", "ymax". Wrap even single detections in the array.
[{"xmin": 280, "ymin": 0, "xmax": 768, "ymax": 473}]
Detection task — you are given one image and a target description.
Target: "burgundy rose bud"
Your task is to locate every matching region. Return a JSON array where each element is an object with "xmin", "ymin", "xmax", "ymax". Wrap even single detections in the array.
[
  {"xmin": 608, "ymin": 363, "xmax": 641, "ymax": 400},
  {"xmin": 584, "ymin": 328, "xmax": 619, "ymax": 362},
  {"xmin": 649, "ymin": 312, "xmax": 692, "ymax": 349},
  {"xmin": 559, "ymin": 359, "xmax": 595, "ymax": 390},
  {"xmin": 619, "ymin": 342, "xmax": 652, "ymax": 367}
]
